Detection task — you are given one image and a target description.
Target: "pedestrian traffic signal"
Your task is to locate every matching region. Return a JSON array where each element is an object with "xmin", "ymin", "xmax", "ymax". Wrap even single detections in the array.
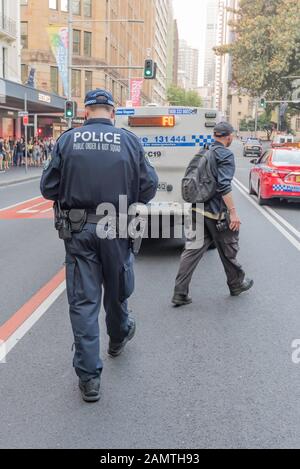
[
  {"xmin": 65, "ymin": 100, "xmax": 77, "ymax": 119},
  {"xmin": 23, "ymin": 115, "xmax": 29, "ymax": 126},
  {"xmin": 144, "ymin": 60, "xmax": 157, "ymax": 80},
  {"xmin": 260, "ymin": 98, "xmax": 266, "ymax": 109}
]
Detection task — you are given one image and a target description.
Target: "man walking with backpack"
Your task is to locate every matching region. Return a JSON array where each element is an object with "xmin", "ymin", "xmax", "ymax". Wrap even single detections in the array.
[{"xmin": 172, "ymin": 122, "xmax": 253, "ymax": 307}]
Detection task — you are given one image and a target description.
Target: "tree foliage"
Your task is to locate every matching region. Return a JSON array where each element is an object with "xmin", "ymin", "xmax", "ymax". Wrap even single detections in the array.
[
  {"xmin": 239, "ymin": 109, "xmax": 277, "ymax": 139},
  {"xmin": 167, "ymin": 85, "xmax": 203, "ymax": 107},
  {"xmin": 215, "ymin": 0, "xmax": 300, "ymax": 108}
]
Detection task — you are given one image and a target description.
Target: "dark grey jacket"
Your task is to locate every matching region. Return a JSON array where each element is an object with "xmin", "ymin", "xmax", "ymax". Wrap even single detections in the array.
[{"xmin": 204, "ymin": 141, "xmax": 235, "ymax": 215}]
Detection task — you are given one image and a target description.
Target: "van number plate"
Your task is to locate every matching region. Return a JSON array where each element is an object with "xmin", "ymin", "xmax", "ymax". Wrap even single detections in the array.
[
  {"xmin": 158, "ymin": 182, "xmax": 168, "ymax": 191},
  {"xmin": 145, "ymin": 151, "xmax": 164, "ymax": 159}
]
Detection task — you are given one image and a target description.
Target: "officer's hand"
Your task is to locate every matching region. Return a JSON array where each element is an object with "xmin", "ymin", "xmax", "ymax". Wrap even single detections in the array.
[{"xmin": 229, "ymin": 210, "xmax": 241, "ymax": 232}]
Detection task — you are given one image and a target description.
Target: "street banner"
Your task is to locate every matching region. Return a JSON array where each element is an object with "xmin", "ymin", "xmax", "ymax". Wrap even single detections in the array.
[
  {"xmin": 130, "ymin": 79, "xmax": 144, "ymax": 107},
  {"xmin": 47, "ymin": 26, "xmax": 69, "ymax": 97}
]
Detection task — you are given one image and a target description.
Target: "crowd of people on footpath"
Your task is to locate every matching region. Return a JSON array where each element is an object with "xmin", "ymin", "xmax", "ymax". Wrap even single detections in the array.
[{"xmin": 0, "ymin": 137, "xmax": 55, "ymax": 172}]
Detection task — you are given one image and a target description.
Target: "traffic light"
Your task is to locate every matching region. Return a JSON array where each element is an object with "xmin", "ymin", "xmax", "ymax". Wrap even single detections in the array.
[
  {"xmin": 65, "ymin": 100, "xmax": 77, "ymax": 119},
  {"xmin": 144, "ymin": 59, "xmax": 157, "ymax": 80},
  {"xmin": 23, "ymin": 115, "xmax": 29, "ymax": 126},
  {"xmin": 260, "ymin": 98, "xmax": 266, "ymax": 109}
]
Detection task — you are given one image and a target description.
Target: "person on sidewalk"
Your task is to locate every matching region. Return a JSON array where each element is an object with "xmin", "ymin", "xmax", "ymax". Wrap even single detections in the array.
[{"xmin": 172, "ymin": 122, "xmax": 254, "ymax": 307}]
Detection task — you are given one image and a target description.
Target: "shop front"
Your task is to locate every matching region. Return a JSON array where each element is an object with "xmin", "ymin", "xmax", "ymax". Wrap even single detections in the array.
[{"xmin": 0, "ymin": 78, "xmax": 66, "ymax": 139}]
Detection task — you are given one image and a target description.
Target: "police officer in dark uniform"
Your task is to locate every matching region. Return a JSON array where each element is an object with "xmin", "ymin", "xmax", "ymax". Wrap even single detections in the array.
[
  {"xmin": 41, "ymin": 89, "xmax": 158, "ymax": 402},
  {"xmin": 172, "ymin": 122, "xmax": 254, "ymax": 307}
]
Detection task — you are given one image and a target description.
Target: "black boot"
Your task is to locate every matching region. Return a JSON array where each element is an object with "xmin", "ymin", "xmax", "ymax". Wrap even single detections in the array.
[
  {"xmin": 108, "ymin": 317, "xmax": 136, "ymax": 358},
  {"xmin": 230, "ymin": 278, "xmax": 254, "ymax": 297},
  {"xmin": 79, "ymin": 378, "xmax": 101, "ymax": 403},
  {"xmin": 172, "ymin": 293, "xmax": 192, "ymax": 307}
]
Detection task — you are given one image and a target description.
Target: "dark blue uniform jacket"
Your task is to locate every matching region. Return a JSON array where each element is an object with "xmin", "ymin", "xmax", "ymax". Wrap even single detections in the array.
[{"xmin": 40, "ymin": 118, "xmax": 158, "ymax": 210}]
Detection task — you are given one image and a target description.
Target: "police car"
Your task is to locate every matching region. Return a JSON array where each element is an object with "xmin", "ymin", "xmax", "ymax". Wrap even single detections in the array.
[
  {"xmin": 249, "ymin": 143, "xmax": 300, "ymax": 205},
  {"xmin": 116, "ymin": 106, "xmax": 220, "ymax": 219}
]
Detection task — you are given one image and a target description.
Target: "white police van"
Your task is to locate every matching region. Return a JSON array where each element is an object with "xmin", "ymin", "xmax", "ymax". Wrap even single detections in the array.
[{"xmin": 116, "ymin": 106, "xmax": 220, "ymax": 219}]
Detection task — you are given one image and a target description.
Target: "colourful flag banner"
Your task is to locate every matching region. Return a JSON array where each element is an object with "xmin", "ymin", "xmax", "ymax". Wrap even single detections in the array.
[
  {"xmin": 130, "ymin": 79, "xmax": 144, "ymax": 107},
  {"xmin": 48, "ymin": 26, "xmax": 69, "ymax": 97}
]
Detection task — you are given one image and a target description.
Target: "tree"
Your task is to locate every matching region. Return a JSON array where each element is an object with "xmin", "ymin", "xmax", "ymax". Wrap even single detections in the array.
[
  {"xmin": 239, "ymin": 109, "xmax": 276, "ymax": 140},
  {"xmin": 167, "ymin": 85, "xmax": 203, "ymax": 107},
  {"xmin": 215, "ymin": 0, "xmax": 300, "ymax": 110}
]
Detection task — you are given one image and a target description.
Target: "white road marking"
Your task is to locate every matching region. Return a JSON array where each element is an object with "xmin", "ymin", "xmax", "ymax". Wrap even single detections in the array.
[
  {"xmin": 1, "ymin": 281, "xmax": 66, "ymax": 361},
  {"xmin": 234, "ymin": 178, "xmax": 300, "ymax": 240},
  {"xmin": 233, "ymin": 178, "xmax": 300, "ymax": 252},
  {"xmin": 0, "ymin": 196, "xmax": 41, "ymax": 212}
]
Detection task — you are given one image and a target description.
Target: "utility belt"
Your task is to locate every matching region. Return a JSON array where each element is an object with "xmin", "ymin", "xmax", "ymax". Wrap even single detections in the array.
[
  {"xmin": 53, "ymin": 202, "xmax": 145, "ymax": 255},
  {"xmin": 192, "ymin": 207, "xmax": 230, "ymax": 233}
]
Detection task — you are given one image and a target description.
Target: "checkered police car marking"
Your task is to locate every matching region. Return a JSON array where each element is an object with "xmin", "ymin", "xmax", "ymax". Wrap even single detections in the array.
[
  {"xmin": 141, "ymin": 135, "xmax": 214, "ymax": 148},
  {"xmin": 273, "ymin": 184, "xmax": 300, "ymax": 193}
]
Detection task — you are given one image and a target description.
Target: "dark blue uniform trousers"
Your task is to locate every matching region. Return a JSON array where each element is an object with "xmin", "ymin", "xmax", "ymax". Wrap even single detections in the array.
[{"xmin": 64, "ymin": 224, "xmax": 134, "ymax": 382}]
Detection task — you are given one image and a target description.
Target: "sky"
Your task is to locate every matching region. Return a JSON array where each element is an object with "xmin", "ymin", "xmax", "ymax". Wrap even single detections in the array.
[{"xmin": 173, "ymin": 0, "xmax": 208, "ymax": 86}]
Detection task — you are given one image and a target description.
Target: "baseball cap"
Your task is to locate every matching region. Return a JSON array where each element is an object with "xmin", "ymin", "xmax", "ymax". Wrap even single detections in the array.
[
  {"xmin": 84, "ymin": 88, "xmax": 115, "ymax": 107},
  {"xmin": 214, "ymin": 122, "xmax": 235, "ymax": 137}
]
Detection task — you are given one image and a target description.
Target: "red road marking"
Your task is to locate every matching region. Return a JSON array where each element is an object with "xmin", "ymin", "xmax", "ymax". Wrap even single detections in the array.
[
  {"xmin": 0, "ymin": 197, "xmax": 54, "ymax": 219},
  {"xmin": 0, "ymin": 269, "xmax": 65, "ymax": 342}
]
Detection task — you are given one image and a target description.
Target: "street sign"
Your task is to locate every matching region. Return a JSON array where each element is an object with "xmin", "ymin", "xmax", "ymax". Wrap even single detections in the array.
[{"xmin": 18, "ymin": 111, "xmax": 29, "ymax": 117}]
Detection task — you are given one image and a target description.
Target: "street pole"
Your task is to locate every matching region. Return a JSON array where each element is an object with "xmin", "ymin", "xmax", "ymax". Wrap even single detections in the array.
[
  {"xmin": 254, "ymin": 98, "xmax": 259, "ymax": 137},
  {"xmin": 24, "ymin": 93, "xmax": 28, "ymax": 174},
  {"xmin": 67, "ymin": 1, "xmax": 73, "ymax": 129}
]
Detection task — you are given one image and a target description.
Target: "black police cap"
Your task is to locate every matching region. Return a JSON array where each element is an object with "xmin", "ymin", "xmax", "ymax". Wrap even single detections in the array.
[
  {"xmin": 214, "ymin": 122, "xmax": 235, "ymax": 137},
  {"xmin": 84, "ymin": 89, "xmax": 115, "ymax": 107}
]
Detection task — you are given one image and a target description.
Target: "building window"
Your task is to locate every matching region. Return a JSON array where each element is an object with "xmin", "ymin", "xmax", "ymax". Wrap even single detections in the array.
[
  {"xmin": 72, "ymin": 0, "xmax": 81, "ymax": 15},
  {"xmin": 21, "ymin": 64, "xmax": 29, "ymax": 84},
  {"xmin": 85, "ymin": 71, "xmax": 92, "ymax": 95},
  {"xmin": 21, "ymin": 21, "xmax": 28, "ymax": 49},
  {"xmin": 2, "ymin": 48, "xmax": 7, "ymax": 78},
  {"xmin": 84, "ymin": 31, "xmax": 92, "ymax": 57},
  {"xmin": 49, "ymin": 0, "xmax": 57, "ymax": 9},
  {"xmin": 50, "ymin": 66, "xmax": 59, "ymax": 94},
  {"xmin": 73, "ymin": 30, "xmax": 81, "ymax": 55},
  {"xmin": 61, "ymin": 0, "xmax": 68, "ymax": 11},
  {"xmin": 296, "ymin": 118, "xmax": 300, "ymax": 132},
  {"xmin": 72, "ymin": 69, "xmax": 81, "ymax": 97},
  {"xmin": 83, "ymin": 0, "xmax": 92, "ymax": 17}
]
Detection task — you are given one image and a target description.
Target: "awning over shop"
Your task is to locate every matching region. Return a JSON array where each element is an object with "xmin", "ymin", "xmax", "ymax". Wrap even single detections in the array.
[{"xmin": 0, "ymin": 78, "xmax": 66, "ymax": 114}]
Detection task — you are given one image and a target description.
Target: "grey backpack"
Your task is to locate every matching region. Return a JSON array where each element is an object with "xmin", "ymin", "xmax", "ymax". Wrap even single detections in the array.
[{"xmin": 182, "ymin": 149, "xmax": 217, "ymax": 203}]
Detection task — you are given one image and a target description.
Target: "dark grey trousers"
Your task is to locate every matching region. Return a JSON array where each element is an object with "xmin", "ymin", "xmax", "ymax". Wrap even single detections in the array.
[{"xmin": 175, "ymin": 215, "xmax": 245, "ymax": 295}]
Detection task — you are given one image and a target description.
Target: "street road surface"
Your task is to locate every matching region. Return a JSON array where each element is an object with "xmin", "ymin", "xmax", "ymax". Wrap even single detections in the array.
[{"xmin": 0, "ymin": 141, "xmax": 300, "ymax": 449}]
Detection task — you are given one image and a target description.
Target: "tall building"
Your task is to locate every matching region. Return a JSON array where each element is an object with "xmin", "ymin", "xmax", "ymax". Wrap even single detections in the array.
[
  {"xmin": 152, "ymin": 0, "xmax": 170, "ymax": 104},
  {"xmin": 215, "ymin": 0, "xmax": 255, "ymax": 127},
  {"xmin": 21, "ymin": 0, "xmax": 156, "ymax": 135},
  {"xmin": 166, "ymin": 16, "xmax": 179, "ymax": 89},
  {"xmin": 0, "ymin": 0, "xmax": 21, "ymax": 84},
  {"xmin": 178, "ymin": 39, "xmax": 199, "ymax": 90},
  {"xmin": 203, "ymin": 0, "xmax": 219, "ymax": 91}
]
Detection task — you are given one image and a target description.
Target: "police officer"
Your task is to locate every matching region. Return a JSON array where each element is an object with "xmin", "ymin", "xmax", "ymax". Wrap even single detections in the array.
[
  {"xmin": 172, "ymin": 122, "xmax": 253, "ymax": 307},
  {"xmin": 41, "ymin": 89, "xmax": 158, "ymax": 402}
]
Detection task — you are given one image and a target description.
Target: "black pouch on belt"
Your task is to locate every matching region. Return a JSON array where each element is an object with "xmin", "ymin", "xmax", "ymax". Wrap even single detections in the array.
[
  {"xmin": 68, "ymin": 209, "xmax": 87, "ymax": 233},
  {"xmin": 216, "ymin": 210, "xmax": 230, "ymax": 233}
]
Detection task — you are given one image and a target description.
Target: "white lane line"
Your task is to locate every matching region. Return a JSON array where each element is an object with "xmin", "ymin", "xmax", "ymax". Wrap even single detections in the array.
[
  {"xmin": 0, "ymin": 281, "xmax": 66, "ymax": 362},
  {"xmin": 233, "ymin": 179, "xmax": 300, "ymax": 252},
  {"xmin": 234, "ymin": 178, "xmax": 300, "ymax": 240},
  {"xmin": 0, "ymin": 196, "xmax": 41, "ymax": 212}
]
